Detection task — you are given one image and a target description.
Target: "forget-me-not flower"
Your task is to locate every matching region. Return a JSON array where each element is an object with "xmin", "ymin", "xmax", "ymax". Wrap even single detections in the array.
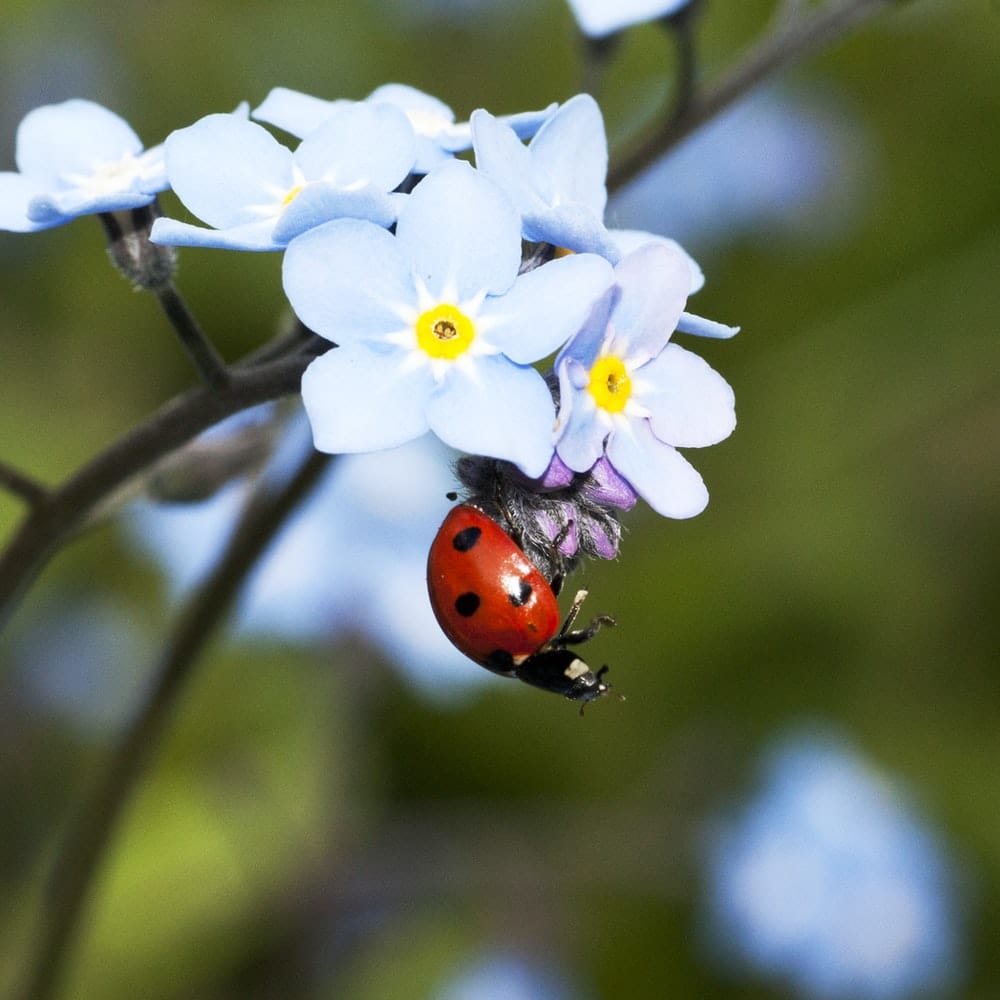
[
  {"xmin": 554, "ymin": 240, "xmax": 736, "ymax": 518},
  {"xmin": 0, "ymin": 99, "xmax": 167, "ymax": 232},
  {"xmin": 150, "ymin": 102, "xmax": 416, "ymax": 252},
  {"xmin": 701, "ymin": 731, "xmax": 966, "ymax": 1000},
  {"xmin": 472, "ymin": 93, "xmax": 621, "ymax": 262},
  {"xmin": 565, "ymin": 0, "xmax": 693, "ymax": 39},
  {"xmin": 254, "ymin": 83, "xmax": 556, "ymax": 175},
  {"xmin": 283, "ymin": 158, "xmax": 615, "ymax": 477}
]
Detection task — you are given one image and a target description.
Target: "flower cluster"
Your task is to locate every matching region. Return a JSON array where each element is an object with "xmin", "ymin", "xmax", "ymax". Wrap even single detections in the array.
[
  {"xmin": 701, "ymin": 732, "xmax": 966, "ymax": 999},
  {"xmin": 1, "ymin": 81, "xmax": 738, "ymax": 572}
]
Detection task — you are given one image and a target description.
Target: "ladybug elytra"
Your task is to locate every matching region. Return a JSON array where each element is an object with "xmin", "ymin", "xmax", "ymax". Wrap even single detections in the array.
[{"xmin": 426, "ymin": 504, "xmax": 615, "ymax": 708}]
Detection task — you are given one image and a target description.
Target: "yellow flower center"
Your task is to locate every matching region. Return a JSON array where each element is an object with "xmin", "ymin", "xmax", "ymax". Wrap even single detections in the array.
[
  {"xmin": 416, "ymin": 303, "xmax": 475, "ymax": 360},
  {"xmin": 588, "ymin": 355, "xmax": 632, "ymax": 413},
  {"xmin": 282, "ymin": 184, "xmax": 304, "ymax": 207}
]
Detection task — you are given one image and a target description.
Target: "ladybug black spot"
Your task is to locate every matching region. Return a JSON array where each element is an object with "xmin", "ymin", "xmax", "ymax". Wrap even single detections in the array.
[
  {"xmin": 452, "ymin": 526, "xmax": 481, "ymax": 552},
  {"xmin": 454, "ymin": 591, "xmax": 480, "ymax": 617},
  {"xmin": 507, "ymin": 578, "xmax": 533, "ymax": 607},
  {"xmin": 486, "ymin": 649, "xmax": 515, "ymax": 672}
]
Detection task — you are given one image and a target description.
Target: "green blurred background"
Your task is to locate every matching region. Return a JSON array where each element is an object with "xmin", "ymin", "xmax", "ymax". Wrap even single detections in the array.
[{"xmin": 1, "ymin": 0, "xmax": 998, "ymax": 997}]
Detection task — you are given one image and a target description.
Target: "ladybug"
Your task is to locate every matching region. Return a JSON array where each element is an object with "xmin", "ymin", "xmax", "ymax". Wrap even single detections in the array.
[{"xmin": 427, "ymin": 504, "xmax": 615, "ymax": 708}]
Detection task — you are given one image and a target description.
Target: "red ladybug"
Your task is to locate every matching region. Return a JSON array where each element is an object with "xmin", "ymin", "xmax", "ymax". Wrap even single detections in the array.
[{"xmin": 427, "ymin": 504, "xmax": 615, "ymax": 707}]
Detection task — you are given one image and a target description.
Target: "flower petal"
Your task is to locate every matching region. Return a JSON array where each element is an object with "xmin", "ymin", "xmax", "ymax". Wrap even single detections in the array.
[
  {"xmin": 253, "ymin": 87, "xmax": 344, "ymax": 138},
  {"xmin": 165, "ymin": 113, "xmax": 293, "ymax": 229},
  {"xmin": 553, "ymin": 358, "xmax": 610, "ymax": 473},
  {"xmin": 605, "ymin": 241, "xmax": 691, "ymax": 367},
  {"xmin": 638, "ymin": 343, "xmax": 737, "ymax": 447},
  {"xmin": 607, "ymin": 418, "xmax": 709, "ymax": 518},
  {"xmin": 272, "ymin": 183, "xmax": 397, "ymax": 243},
  {"xmin": 0, "ymin": 172, "xmax": 53, "ymax": 231},
  {"xmin": 16, "ymin": 100, "xmax": 143, "ymax": 184},
  {"xmin": 301, "ymin": 344, "xmax": 433, "ymax": 454},
  {"xmin": 528, "ymin": 94, "xmax": 608, "ymax": 217},
  {"xmin": 481, "ymin": 251, "xmax": 615, "ymax": 363},
  {"xmin": 149, "ymin": 216, "xmax": 283, "ymax": 252},
  {"xmin": 610, "ymin": 228, "xmax": 704, "ymax": 293},
  {"xmin": 282, "ymin": 218, "xmax": 413, "ymax": 342},
  {"xmin": 294, "ymin": 102, "xmax": 416, "ymax": 191},
  {"xmin": 395, "ymin": 159, "xmax": 520, "ymax": 299},
  {"xmin": 566, "ymin": 0, "xmax": 693, "ymax": 38},
  {"xmin": 427, "ymin": 355, "xmax": 556, "ymax": 477},
  {"xmin": 676, "ymin": 311, "xmax": 741, "ymax": 339}
]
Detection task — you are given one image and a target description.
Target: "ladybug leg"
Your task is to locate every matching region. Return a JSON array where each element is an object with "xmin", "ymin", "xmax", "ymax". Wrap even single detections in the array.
[{"xmin": 556, "ymin": 589, "xmax": 616, "ymax": 646}]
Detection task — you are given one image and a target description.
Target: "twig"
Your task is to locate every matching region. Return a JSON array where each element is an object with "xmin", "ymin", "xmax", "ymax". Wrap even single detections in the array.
[
  {"xmin": 0, "ymin": 352, "xmax": 312, "ymax": 631},
  {"xmin": 16, "ymin": 446, "xmax": 333, "ymax": 1000},
  {"xmin": 0, "ymin": 463, "xmax": 49, "ymax": 508},
  {"xmin": 155, "ymin": 283, "xmax": 232, "ymax": 390},
  {"xmin": 608, "ymin": 0, "xmax": 893, "ymax": 192}
]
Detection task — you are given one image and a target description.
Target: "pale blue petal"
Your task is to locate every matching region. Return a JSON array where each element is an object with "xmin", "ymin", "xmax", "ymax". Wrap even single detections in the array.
[
  {"xmin": 566, "ymin": 0, "xmax": 692, "ymax": 38},
  {"xmin": 395, "ymin": 160, "xmax": 520, "ymax": 298},
  {"xmin": 149, "ymin": 216, "xmax": 283, "ymax": 251},
  {"xmin": 367, "ymin": 84, "xmax": 457, "ymax": 173},
  {"xmin": 523, "ymin": 201, "xmax": 619, "ymax": 260},
  {"xmin": 554, "ymin": 358, "xmax": 610, "ymax": 473},
  {"xmin": 294, "ymin": 102, "xmax": 416, "ymax": 190},
  {"xmin": 16, "ymin": 99, "xmax": 143, "ymax": 184},
  {"xmin": 301, "ymin": 344, "xmax": 433, "ymax": 453},
  {"xmin": 27, "ymin": 183, "xmax": 155, "ymax": 224},
  {"xmin": 607, "ymin": 418, "xmax": 708, "ymax": 518},
  {"xmin": 481, "ymin": 252, "xmax": 615, "ymax": 363},
  {"xmin": 610, "ymin": 242, "xmax": 691, "ymax": 367},
  {"xmin": 0, "ymin": 172, "xmax": 54, "ymax": 231},
  {"xmin": 427, "ymin": 356, "xmax": 556, "ymax": 477},
  {"xmin": 436, "ymin": 103, "xmax": 558, "ymax": 153},
  {"xmin": 273, "ymin": 183, "xmax": 397, "ymax": 243},
  {"xmin": 472, "ymin": 109, "xmax": 547, "ymax": 214},
  {"xmin": 676, "ymin": 311, "xmax": 741, "ymax": 339},
  {"xmin": 610, "ymin": 228, "xmax": 704, "ymax": 293},
  {"xmin": 529, "ymin": 94, "xmax": 608, "ymax": 217},
  {"xmin": 164, "ymin": 114, "xmax": 293, "ymax": 229},
  {"xmin": 638, "ymin": 343, "xmax": 737, "ymax": 447},
  {"xmin": 282, "ymin": 219, "xmax": 413, "ymax": 342},
  {"xmin": 253, "ymin": 87, "xmax": 344, "ymax": 138}
]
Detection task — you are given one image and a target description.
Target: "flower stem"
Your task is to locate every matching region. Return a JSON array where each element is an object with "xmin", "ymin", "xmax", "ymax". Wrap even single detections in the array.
[
  {"xmin": 608, "ymin": 0, "xmax": 893, "ymax": 193},
  {"xmin": 0, "ymin": 351, "xmax": 311, "ymax": 632},
  {"xmin": 0, "ymin": 463, "xmax": 49, "ymax": 508},
  {"xmin": 155, "ymin": 283, "xmax": 232, "ymax": 390},
  {"xmin": 15, "ymin": 445, "xmax": 332, "ymax": 1000}
]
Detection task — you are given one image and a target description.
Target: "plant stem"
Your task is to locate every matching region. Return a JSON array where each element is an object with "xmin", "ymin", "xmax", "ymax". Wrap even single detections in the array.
[
  {"xmin": 155, "ymin": 283, "xmax": 232, "ymax": 390},
  {"xmin": 0, "ymin": 463, "xmax": 49, "ymax": 508},
  {"xmin": 608, "ymin": 0, "xmax": 893, "ymax": 193},
  {"xmin": 15, "ymin": 446, "xmax": 332, "ymax": 1000},
  {"xmin": 0, "ymin": 353, "xmax": 311, "ymax": 631}
]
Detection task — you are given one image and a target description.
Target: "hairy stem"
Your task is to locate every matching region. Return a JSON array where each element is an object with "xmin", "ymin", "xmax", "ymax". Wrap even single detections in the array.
[
  {"xmin": 155, "ymin": 283, "xmax": 232, "ymax": 390},
  {"xmin": 16, "ymin": 446, "xmax": 332, "ymax": 1000},
  {"xmin": 0, "ymin": 463, "xmax": 49, "ymax": 508},
  {"xmin": 608, "ymin": 0, "xmax": 893, "ymax": 192}
]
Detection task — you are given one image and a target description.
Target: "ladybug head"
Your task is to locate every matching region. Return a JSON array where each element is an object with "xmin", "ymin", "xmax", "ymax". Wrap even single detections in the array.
[{"xmin": 514, "ymin": 649, "xmax": 612, "ymax": 709}]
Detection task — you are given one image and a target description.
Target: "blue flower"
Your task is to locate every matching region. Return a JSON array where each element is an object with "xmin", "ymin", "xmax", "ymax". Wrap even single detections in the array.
[
  {"xmin": 554, "ymin": 241, "xmax": 736, "ymax": 518},
  {"xmin": 0, "ymin": 99, "xmax": 167, "ymax": 232},
  {"xmin": 254, "ymin": 82, "xmax": 556, "ymax": 174},
  {"xmin": 284, "ymin": 159, "xmax": 615, "ymax": 477},
  {"xmin": 149, "ymin": 102, "xmax": 416, "ymax": 252},
  {"xmin": 472, "ymin": 94, "xmax": 621, "ymax": 261},
  {"xmin": 565, "ymin": 0, "xmax": 693, "ymax": 38},
  {"xmin": 126, "ymin": 418, "xmax": 489, "ymax": 701},
  {"xmin": 701, "ymin": 731, "xmax": 967, "ymax": 1000}
]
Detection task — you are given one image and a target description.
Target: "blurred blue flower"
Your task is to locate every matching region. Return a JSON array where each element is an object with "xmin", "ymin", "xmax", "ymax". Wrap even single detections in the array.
[
  {"xmin": 608, "ymin": 87, "xmax": 870, "ymax": 252},
  {"xmin": 126, "ymin": 418, "xmax": 493, "ymax": 701},
  {"xmin": 555, "ymin": 241, "xmax": 736, "ymax": 518},
  {"xmin": 565, "ymin": 0, "xmax": 692, "ymax": 38},
  {"xmin": 473, "ymin": 94, "xmax": 621, "ymax": 261},
  {"xmin": 284, "ymin": 158, "xmax": 614, "ymax": 477},
  {"xmin": 254, "ymin": 83, "xmax": 556, "ymax": 175},
  {"xmin": 150, "ymin": 102, "xmax": 415, "ymax": 252},
  {"xmin": 0, "ymin": 99, "xmax": 167, "ymax": 232},
  {"xmin": 701, "ymin": 731, "xmax": 966, "ymax": 999},
  {"xmin": 435, "ymin": 953, "xmax": 581, "ymax": 1000}
]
